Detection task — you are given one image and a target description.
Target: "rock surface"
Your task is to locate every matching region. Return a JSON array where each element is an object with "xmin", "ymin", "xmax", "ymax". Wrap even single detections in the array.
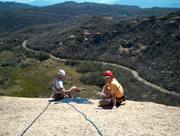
[{"xmin": 0, "ymin": 96, "xmax": 180, "ymax": 136}]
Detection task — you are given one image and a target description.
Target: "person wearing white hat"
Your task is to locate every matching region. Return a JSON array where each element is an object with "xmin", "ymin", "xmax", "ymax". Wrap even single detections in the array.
[{"xmin": 52, "ymin": 69, "xmax": 77, "ymax": 101}]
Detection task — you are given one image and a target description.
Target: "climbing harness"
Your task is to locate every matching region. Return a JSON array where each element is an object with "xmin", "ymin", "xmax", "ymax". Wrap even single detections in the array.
[
  {"xmin": 55, "ymin": 97, "xmax": 103, "ymax": 136},
  {"xmin": 15, "ymin": 93, "xmax": 54, "ymax": 136}
]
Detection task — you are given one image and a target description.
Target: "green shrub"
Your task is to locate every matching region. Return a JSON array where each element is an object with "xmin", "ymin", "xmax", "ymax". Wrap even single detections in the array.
[
  {"xmin": 21, "ymin": 62, "xmax": 33, "ymax": 68},
  {"xmin": 65, "ymin": 59, "xmax": 81, "ymax": 66},
  {"xmin": 76, "ymin": 61, "xmax": 103, "ymax": 73},
  {"xmin": 80, "ymin": 72, "xmax": 105, "ymax": 87},
  {"xmin": 39, "ymin": 51, "xmax": 50, "ymax": 61}
]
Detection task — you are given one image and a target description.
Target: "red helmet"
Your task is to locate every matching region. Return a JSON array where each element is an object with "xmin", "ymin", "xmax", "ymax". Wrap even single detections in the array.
[{"xmin": 103, "ymin": 70, "xmax": 113, "ymax": 78}]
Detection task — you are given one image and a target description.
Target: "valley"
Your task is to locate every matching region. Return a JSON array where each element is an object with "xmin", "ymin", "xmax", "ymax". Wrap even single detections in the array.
[{"xmin": 0, "ymin": 1, "xmax": 180, "ymax": 106}]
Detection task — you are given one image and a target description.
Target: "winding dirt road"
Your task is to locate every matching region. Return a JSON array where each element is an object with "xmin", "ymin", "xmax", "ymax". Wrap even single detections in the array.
[{"xmin": 22, "ymin": 40, "xmax": 180, "ymax": 97}]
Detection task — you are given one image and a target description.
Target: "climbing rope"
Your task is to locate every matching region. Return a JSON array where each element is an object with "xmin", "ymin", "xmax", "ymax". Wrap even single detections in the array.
[
  {"xmin": 15, "ymin": 93, "xmax": 54, "ymax": 136},
  {"xmin": 68, "ymin": 103, "xmax": 103, "ymax": 136},
  {"xmin": 55, "ymin": 97, "xmax": 103, "ymax": 136},
  {"xmin": 54, "ymin": 97, "xmax": 94, "ymax": 104},
  {"xmin": 16, "ymin": 95, "xmax": 103, "ymax": 136}
]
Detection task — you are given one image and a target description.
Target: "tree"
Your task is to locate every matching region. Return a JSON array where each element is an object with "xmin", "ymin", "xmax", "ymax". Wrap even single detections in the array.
[{"xmin": 39, "ymin": 51, "xmax": 49, "ymax": 61}]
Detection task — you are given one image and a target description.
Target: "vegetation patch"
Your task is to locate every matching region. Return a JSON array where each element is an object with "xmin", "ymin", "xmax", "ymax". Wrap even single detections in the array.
[{"xmin": 0, "ymin": 57, "xmax": 102, "ymax": 98}]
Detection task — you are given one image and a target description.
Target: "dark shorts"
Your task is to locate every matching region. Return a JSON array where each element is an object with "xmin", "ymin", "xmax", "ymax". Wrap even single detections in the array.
[
  {"xmin": 109, "ymin": 95, "xmax": 126, "ymax": 106},
  {"xmin": 109, "ymin": 99, "xmax": 122, "ymax": 106},
  {"xmin": 54, "ymin": 91, "xmax": 71, "ymax": 100}
]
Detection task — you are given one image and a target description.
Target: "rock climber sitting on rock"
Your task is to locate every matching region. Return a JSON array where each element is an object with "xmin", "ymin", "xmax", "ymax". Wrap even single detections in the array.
[
  {"xmin": 99, "ymin": 70, "xmax": 126, "ymax": 109},
  {"xmin": 52, "ymin": 69, "xmax": 77, "ymax": 101}
]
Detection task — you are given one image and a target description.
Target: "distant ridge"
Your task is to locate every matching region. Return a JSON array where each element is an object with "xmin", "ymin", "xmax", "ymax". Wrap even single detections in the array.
[
  {"xmin": 0, "ymin": 2, "xmax": 33, "ymax": 10},
  {"xmin": 0, "ymin": 1, "xmax": 179, "ymax": 33},
  {"xmin": 107, "ymin": 0, "xmax": 180, "ymax": 8}
]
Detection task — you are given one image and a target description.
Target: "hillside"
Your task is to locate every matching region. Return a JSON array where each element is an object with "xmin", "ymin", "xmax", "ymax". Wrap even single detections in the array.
[
  {"xmin": 0, "ymin": 2, "xmax": 180, "ymax": 107},
  {"xmin": 26, "ymin": 10, "xmax": 180, "ymax": 95},
  {"xmin": 0, "ymin": 1, "xmax": 179, "ymax": 33},
  {"xmin": 1, "ymin": 96, "xmax": 180, "ymax": 136},
  {"xmin": 127, "ymin": 7, "xmax": 180, "ymax": 16}
]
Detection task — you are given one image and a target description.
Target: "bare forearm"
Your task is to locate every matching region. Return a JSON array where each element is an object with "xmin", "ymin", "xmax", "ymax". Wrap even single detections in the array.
[
  {"xmin": 103, "ymin": 84, "xmax": 111, "ymax": 98},
  {"xmin": 54, "ymin": 88, "xmax": 66, "ymax": 95},
  {"xmin": 61, "ymin": 89, "xmax": 66, "ymax": 96}
]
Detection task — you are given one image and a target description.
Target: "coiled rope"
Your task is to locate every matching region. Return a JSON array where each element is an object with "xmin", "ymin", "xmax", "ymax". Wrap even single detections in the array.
[
  {"xmin": 56, "ymin": 97, "xmax": 103, "ymax": 136},
  {"xmin": 55, "ymin": 97, "xmax": 94, "ymax": 104},
  {"xmin": 15, "ymin": 93, "xmax": 54, "ymax": 136}
]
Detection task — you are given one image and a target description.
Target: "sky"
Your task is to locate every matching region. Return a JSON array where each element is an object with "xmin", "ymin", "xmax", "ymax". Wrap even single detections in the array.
[{"xmin": 0, "ymin": 0, "xmax": 180, "ymax": 8}]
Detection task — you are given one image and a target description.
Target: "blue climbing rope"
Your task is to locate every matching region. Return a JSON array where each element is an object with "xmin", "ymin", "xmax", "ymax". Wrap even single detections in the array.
[
  {"xmin": 55, "ymin": 97, "xmax": 94, "ymax": 104},
  {"xmin": 55, "ymin": 97, "xmax": 103, "ymax": 136},
  {"xmin": 68, "ymin": 103, "xmax": 103, "ymax": 136}
]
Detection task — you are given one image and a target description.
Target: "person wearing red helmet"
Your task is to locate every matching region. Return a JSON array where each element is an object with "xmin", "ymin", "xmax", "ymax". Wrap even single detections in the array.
[{"xmin": 99, "ymin": 70, "xmax": 126, "ymax": 109}]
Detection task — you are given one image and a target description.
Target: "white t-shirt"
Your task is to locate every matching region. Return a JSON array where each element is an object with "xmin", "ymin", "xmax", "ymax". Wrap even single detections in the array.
[{"xmin": 52, "ymin": 78, "xmax": 64, "ymax": 92}]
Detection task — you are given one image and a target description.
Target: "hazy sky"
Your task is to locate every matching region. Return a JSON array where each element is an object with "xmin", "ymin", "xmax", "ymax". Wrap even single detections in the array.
[
  {"xmin": 0, "ymin": 0, "xmax": 180, "ymax": 8},
  {"xmin": 1, "ymin": 0, "xmax": 97, "ymax": 2}
]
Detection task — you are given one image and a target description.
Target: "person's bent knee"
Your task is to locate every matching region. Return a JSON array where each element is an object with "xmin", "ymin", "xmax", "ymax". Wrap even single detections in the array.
[
  {"xmin": 99, "ymin": 99, "xmax": 111, "ymax": 106},
  {"xmin": 99, "ymin": 100, "xmax": 103, "ymax": 105},
  {"xmin": 99, "ymin": 100, "xmax": 106, "ymax": 106},
  {"xmin": 72, "ymin": 86, "xmax": 77, "ymax": 90}
]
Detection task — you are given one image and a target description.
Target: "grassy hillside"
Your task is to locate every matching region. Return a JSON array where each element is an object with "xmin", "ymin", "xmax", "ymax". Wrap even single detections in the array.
[
  {"xmin": 0, "ymin": 54, "xmax": 101, "ymax": 98},
  {"xmin": 0, "ymin": 49, "xmax": 179, "ymax": 106}
]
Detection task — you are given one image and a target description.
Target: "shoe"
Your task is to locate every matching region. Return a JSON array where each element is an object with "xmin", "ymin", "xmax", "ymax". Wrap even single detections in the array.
[
  {"xmin": 76, "ymin": 89, "xmax": 81, "ymax": 92},
  {"xmin": 122, "ymin": 95, "xmax": 127, "ymax": 101},
  {"xmin": 48, "ymin": 99, "xmax": 57, "ymax": 102}
]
